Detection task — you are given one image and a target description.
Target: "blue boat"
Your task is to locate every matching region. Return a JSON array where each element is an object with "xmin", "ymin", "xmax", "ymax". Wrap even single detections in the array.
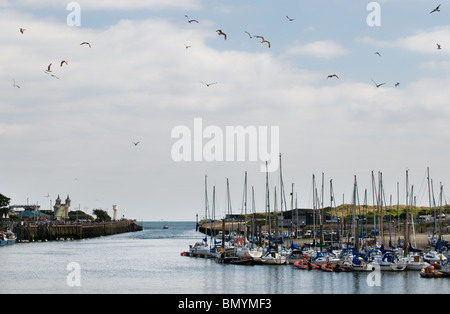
[{"xmin": 0, "ymin": 230, "xmax": 17, "ymax": 246}]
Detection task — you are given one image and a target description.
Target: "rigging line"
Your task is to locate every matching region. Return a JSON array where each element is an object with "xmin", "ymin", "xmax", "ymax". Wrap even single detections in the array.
[
  {"xmin": 416, "ymin": 168, "xmax": 429, "ymax": 206},
  {"xmin": 240, "ymin": 172, "xmax": 247, "ymax": 215}
]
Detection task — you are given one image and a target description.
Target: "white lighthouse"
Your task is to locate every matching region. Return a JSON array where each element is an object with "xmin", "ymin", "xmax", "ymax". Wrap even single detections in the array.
[{"xmin": 113, "ymin": 205, "xmax": 118, "ymax": 221}]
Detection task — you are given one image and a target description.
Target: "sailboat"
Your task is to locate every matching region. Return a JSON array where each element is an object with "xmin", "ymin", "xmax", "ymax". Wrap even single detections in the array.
[
  {"xmin": 403, "ymin": 253, "xmax": 430, "ymax": 271},
  {"xmin": 368, "ymin": 251, "xmax": 407, "ymax": 271},
  {"xmin": 234, "ymin": 171, "xmax": 263, "ymax": 263},
  {"xmin": 259, "ymin": 162, "xmax": 287, "ymax": 265},
  {"xmin": 260, "ymin": 251, "xmax": 287, "ymax": 265}
]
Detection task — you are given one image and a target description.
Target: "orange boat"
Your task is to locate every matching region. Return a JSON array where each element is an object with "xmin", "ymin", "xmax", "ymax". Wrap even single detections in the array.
[
  {"xmin": 321, "ymin": 263, "xmax": 345, "ymax": 272},
  {"xmin": 294, "ymin": 259, "xmax": 320, "ymax": 270}
]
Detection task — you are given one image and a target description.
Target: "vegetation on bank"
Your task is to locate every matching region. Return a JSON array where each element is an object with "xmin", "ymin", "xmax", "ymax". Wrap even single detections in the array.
[
  {"xmin": 0, "ymin": 192, "xmax": 112, "ymax": 222},
  {"xmin": 227, "ymin": 204, "xmax": 450, "ymax": 227}
]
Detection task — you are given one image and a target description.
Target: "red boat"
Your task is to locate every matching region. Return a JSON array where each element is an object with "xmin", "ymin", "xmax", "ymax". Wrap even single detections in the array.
[
  {"xmin": 321, "ymin": 263, "xmax": 345, "ymax": 272},
  {"xmin": 294, "ymin": 259, "xmax": 320, "ymax": 270}
]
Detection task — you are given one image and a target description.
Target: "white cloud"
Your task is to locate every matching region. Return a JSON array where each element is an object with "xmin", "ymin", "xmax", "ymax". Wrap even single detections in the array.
[
  {"xmin": 284, "ymin": 40, "xmax": 350, "ymax": 59},
  {"xmin": 356, "ymin": 26, "xmax": 450, "ymax": 54}
]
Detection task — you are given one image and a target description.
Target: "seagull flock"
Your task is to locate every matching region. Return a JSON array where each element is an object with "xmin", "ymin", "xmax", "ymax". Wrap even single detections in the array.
[
  {"xmin": 182, "ymin": 5, "xmax": 444, "ymax": 90},
  {"xmin": 15, "ymin": 26, "xmax": 91, "ymax": 84},
  {"xmin": 326, "ymin": 4, "xmax": 444, "ymax": 87},
  {"xmin": 9, "ymin": 4, "xmax": 446, "ymax": 150}
]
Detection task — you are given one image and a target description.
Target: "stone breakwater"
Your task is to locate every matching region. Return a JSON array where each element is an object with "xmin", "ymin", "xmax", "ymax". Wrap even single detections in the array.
[{"xmin": 13, "ymin": 220, "xmax": 143, "ymax": 242}]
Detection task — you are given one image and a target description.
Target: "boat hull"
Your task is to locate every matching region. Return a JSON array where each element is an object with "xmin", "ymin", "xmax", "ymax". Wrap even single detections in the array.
[{"xmin": 293, "ymin": 260, "xmax": 320, "ymax": 270}]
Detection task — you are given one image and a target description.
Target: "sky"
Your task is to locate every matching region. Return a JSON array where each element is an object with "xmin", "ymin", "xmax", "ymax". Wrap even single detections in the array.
[{"xmin": 1, "ymin": 0, "xmax": 450, "ymax": 221}]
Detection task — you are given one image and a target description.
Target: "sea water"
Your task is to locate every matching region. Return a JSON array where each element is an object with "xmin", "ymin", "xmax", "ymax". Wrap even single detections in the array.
[{"xmin": 0, "ymin": 221, "xmax": 448, "ymax": 294}]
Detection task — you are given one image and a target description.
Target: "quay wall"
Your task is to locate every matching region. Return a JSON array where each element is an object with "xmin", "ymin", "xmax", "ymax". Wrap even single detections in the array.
[{"xmin": 13, "ymin": 220, "xmax": 143, "ymax": 242}]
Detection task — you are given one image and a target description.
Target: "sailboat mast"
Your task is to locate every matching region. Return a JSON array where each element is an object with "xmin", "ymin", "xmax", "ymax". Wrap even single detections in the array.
[
  {"xmin": 320, "ymin": 172, "xmax": 324, "ymax": 245},
  {"xmin": 439, "ymin": 183, "xmax": 443, "ymax": 241},
  {"xmin": 279, "ymin": 153, "xmax": 283, "ymax": 245},
  {"xmin": 312, "ymin": 174, "xmax": 316, "ymax": 244},
  {"xmin": 378, "ymin": 171, "xmax": 384, "ymax": 246},
  {"xmin": 205, "ymin": 175, "xmax": 209, "ymax": 221},
  {"xmin": 291, "ymin": 183, "xmax": 295, "ymax": 239},
  {"xmin": 410, "ymin": 185, "xmax": 416, "ymax": 248},
  {"xmin": 252, "ymin": 186, "xmax": 257, "ymax": 244},
  {"xmin": 211, "ymin": 186, "xmax": 215, "ymax": 245},
  {"xmin": 404, "ymin": 169, "xmax": 410, "ymax": 257},
  {"xmin": 265, "ymin": 161, "xmax": 271, "ymax": 246},
  {"xmin": 227, "ymin": 178, "xmax": 233, "ymax": 237},
  {"xmin": 371, "ymin": 171, "xmax": 378, "ymax": 244},
  {"xmin": 427, "ymin": 167, "xmax": 434, "ymax": 241},
  {"xmin": 352, "ymin": 175, "xmax": 358, "ymax": 251},
  {"xmin": 274, "ymin": 186, "xmax": 278, "ymax": 252}
]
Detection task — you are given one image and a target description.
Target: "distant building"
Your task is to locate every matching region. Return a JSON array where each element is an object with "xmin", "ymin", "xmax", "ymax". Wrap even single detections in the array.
[
  {"xmin": 277, "ymin": 208, "xmax": 314, "ymax": 227},
  {"xmin": 54, "ymin": 194, "xmax": 71, "ymax": 220}
]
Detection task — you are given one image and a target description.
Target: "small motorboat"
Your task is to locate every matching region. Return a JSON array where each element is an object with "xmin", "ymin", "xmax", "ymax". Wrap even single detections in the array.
[
  {"xmin": 423, "ymin": 251, "xmax": 448, "ymax": 266},
  {"xmin": 293, "ymin": 259, "xmax": 320, "ymax": 270},
  {"xmin": 0, "ymin": 230, "xmax": 17, "ymax": 246},
  {"xmin": 321, "ymin": 262, "xmax": 346, "ymax": 272},
  {"xmin": 404, "ymin": 254, "xmax": 430, "ymax": 271},
  {"xmin": 420, "ymin": 265, "xmax": 450, "ymax": 278},
  {"xmin": 260, "ymin": 251, "xmax": 287, "ymax": 265},
  {"xmin": 311, "ymin": 251, "xmax": 342, "ymax": 266}
]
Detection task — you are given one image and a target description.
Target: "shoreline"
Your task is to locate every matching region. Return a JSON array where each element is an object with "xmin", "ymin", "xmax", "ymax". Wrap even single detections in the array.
[{"xmin": 197, "ymin": 220, "xmax": 448, "ymax": 250}]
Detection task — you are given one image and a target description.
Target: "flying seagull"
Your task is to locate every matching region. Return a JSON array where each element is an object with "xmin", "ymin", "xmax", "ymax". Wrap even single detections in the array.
[
  {"xmin": 286, "ymin": 16, "xmax": 295, "ymax": 21},
  {"xmin": 371, "ymin": 79, "xmax": 386, "ymax": 88},
  {"xmin": 44, "ymin": 71, "xmax": 59, "ymax": 80},
  {"xmin": 395, "ymin": 82, "xmax": 400, "ymax": 87},
  {"xmin": 133, "ymin": 141, "xmax": 140, "ymax": 146},
  {"xmin": 46, "ymin": 63, "xmax": 52, "ymax": 72},
  {"xmin": 13, "ymin": 79, "xmax": 20, "ymax": 88},
  {"xmin": 184, "ymin": 44, "xmax": 191, "ymax": 49},
  {"xmin": 327, "ymin": 74, "xmax": 339, "ymax": 79},
  {"xmin": 80, "ymin": 42, "xmax": 91, "ymax": 48},
  {"xmin": 60, "ymin": 60, "xmax": 68, "ymax": 67},
  {"xmin": 185, "ymin": 15, "xmax": 199, "ymax": 23},
  {"xmin": 200, "ymin": 81, "xmax": 218, "ymax": 87},
  {"xmin": 375, "ymin": 51, "xmax": 381, "ymax": 57},
  {"xmin": 437, "ymin": 43, "xmax": 442, "ymax": 50},
  {"xmin": 245, "ymin": 31, "xmax": 253, "ymax": 39},
  {"xmin": 430, "ymin": 4, "xmax": 441, "ymax": 14},
  {"xmin": 256, "ymin": 36, "xmax": 270, "ymax": 48},
  {"xmin": 216, "ymin": 29, "xmax": 227, "ymax": 40},
  {"xmin": 20, "ymin": 28, "xmax": 26, "ymax": 34}
]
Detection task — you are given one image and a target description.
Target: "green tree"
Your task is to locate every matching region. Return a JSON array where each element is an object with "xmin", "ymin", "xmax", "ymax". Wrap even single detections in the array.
[
  {"xmin": 0, "ymin": 193, "xmax": 11, "ymax": 208},
  {"xmin": 0, "ymin": 193, "xmax": 11, "ymax": 217},
  {"xmin": 92, "ymin": 209, "xmax": 111, "ymax": 222},
  {"xmin": 69, "ymin": 210, "xmax": 94, "ymax": 221}
]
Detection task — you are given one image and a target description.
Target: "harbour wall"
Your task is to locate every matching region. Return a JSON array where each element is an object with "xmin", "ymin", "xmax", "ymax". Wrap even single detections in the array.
[{"xmin": 13, "ymin": 220, "xmax": 143, "ymax": 242}]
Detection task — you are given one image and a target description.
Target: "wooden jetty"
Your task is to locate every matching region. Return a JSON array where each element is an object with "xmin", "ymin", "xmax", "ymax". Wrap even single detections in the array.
[{"xmin": 12, "ymin": 220, "xmax": 143, "ymax": 242}]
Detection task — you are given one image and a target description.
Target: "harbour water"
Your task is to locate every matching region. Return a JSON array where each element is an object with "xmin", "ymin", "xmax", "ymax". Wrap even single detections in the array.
[{"xmin": 1, "ymin": 221, "xmax": 448, "ymax": 294}]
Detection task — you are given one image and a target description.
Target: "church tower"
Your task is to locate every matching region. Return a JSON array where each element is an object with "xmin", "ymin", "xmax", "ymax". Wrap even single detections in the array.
[
  {"xmin": 65, "ymin": 195, "xmax": 71, "ymax": 207},
  {"xmin": 53, "ymin": 194, "xmax": 71, "ymax": 220}
]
